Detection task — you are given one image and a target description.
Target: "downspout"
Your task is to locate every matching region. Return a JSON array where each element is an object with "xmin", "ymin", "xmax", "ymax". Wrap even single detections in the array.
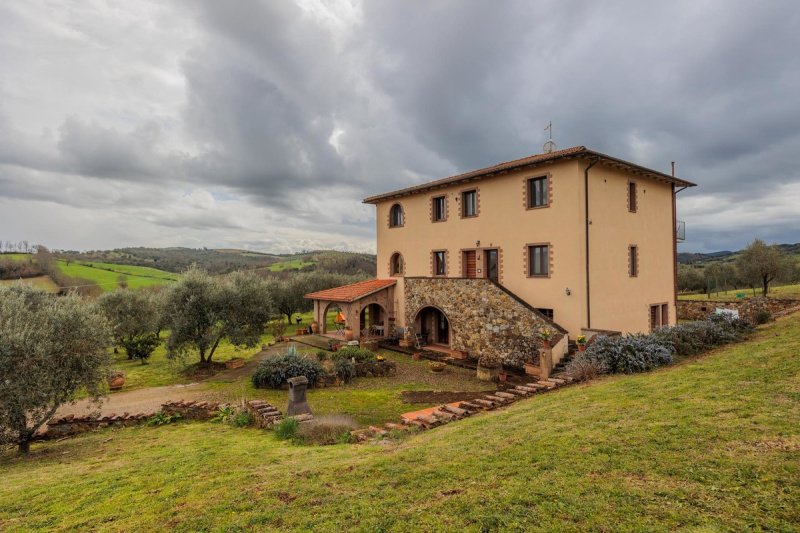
[
  {"xmin": 673, "ymin": 183, "xmax": 688, "ymax": 313},
  {"xmin": 584, "ymin": 158, "xmax": 599, "ymax": 330}
]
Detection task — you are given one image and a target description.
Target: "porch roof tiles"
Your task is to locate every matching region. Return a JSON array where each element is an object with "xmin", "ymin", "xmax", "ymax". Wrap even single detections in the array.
[{"xmin": 305, "ymin": 278, "xmax": 396, "ymax": 303}]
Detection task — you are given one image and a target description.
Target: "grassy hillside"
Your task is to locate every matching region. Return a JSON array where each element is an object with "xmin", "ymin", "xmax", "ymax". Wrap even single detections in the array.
[
  {"xmin": 2, "ymin": 315, "xmax": 798, "ymax": 530},
  {"xmin": 55, "ymin": 260, "xmax": 177, "ymax": 291},
  {"xmin": 679, "ymin": 282, "xmax": 800, "ymax": 301},
  {"xmin": 0, "ymin": 276, "xmax": 59, "ymax": 292}
]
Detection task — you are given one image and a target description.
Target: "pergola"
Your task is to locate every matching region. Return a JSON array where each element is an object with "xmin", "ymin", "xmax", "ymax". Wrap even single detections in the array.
[{"xmin": 305, "ymin": 279, "xmax": 397, "ymax": 340}]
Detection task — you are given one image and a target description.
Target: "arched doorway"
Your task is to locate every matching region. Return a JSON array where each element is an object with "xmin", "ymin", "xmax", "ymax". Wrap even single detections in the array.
[
  {"xmin": 322, "ymin": 302, "xmax": 346, "ymax": 335},
  {"xmin": 359, "ymin": 303, "xmax": 387, "ymax": 336},
  {"xmin": 415, "ymin": 306, "xmax": 450, "ymax": 347}
]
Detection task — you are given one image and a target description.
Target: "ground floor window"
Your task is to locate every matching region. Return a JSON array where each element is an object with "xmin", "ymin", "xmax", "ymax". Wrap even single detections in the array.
[{"xmin": 650, "ymin": 303, "xmax": 669, "ymax": 332}]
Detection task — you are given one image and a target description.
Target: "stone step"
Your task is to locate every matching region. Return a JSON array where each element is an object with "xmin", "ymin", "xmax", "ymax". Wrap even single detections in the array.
[
  {"xmin": 472, "ymin": 398, "xmax": 496, "ymax": 408},
  {"xmin": 431, "ymin": 409, "xmax": 456, "ymax": 422},
  {"xmin": 515, "ymin": 385, "xmax": 539, "ymax": 393},
  {"xmin": 494, "ymin": 391, "xmax": 517, "ymax": 400},
  {"xmin": 526, "ymin": 382, "xmax": 552, "ymax": 390},
  {"xmin": 546, "ymin": 377, "xmax": 566, "ymax": 385},
  {"xmin": 292, "ymin": 414, "xmax": 314, "ymax": 423},
  {"xmin": 368, "ymin": 425, "xmax": 389, "ymax": 437},
  {"xmin": 507, "ymin": 388, "xmax": 529, "ymax": 396},
  {"xmin": 483, "ymin": 395, "xmax": 509, "ymax": 404},
  {"xmin": 458, "ymin": 401, "xmax": 483, "ymax": 412},
  {"xmin": 441, "ymin": 405, "xmax": 470, "ymax": 417},
  {"xmin": 402, "ymin": 419, "xmax": 425, "ymax": 428},
  {"xmin": 416, "ymin": 414, "xmax": 441, "ymax": 427},
  {"xmin": 384, "ymin": 422, "xmax": 411, "ymax": 431}
]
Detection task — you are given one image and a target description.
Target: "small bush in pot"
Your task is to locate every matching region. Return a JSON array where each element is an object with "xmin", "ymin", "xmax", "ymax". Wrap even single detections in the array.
[{"xmin": 429, "ymin": 361, "xmax": 446, "ymax": 373}]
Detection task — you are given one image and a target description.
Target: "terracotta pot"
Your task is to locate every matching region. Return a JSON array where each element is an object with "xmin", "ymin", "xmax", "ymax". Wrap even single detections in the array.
[
  {"xmin": 311, "ymin": 322, "xmax": 319, "ymax": 334},
  {"xmin": 344, "ymin": 328, "xmax": 354, "ymax": 341},
  {"xmin": 498, "ymin": 372, "xmax": 508, "ymax": 382},
  {"xmin": 412, "ymin": 353, "xmax": 422, "ymax": 361},
  {"xmin": 542, "ymin": 339, "xmax": 551, "ymax": 349},
  {"xmin": 578, "ymin": 344, "xmax": 586, "ymax": 352},
  {"xmin": 295, "ymin": 328, "xmax": 304, "ymax": 336},
  {"xmin": 108, "ymin": 376, "xmax": 125, "ymax": 391}
]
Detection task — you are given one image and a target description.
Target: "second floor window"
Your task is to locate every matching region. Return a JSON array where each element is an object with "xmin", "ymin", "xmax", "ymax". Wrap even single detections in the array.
[
  {"xmin": 628, "ymin": 181, "xmax": 637, "ymax": 212},
  {"xmin": 432, "ymin": 196, "xmax": 446, "ymax": 221},
  {"xmin": 433, "ymin": 251, "xmax": 446, "ymax": 276},
  {"xmin": 527, "ymin": 176, "xmax": 548, "ymax": 208},
  {"xmin": 528, "ymin": 245, "xmax": 549, "ymax": 276},
  {"xmin": 461, "ymin": 190, "xmax": 477, "ymax": 217},
  {"xmin": 389, "ymin": 204, "xmax": 404, "ymax": 227},
  {"xmin": 629, "ymin": 245, "xmax": 638, "ymax": 277}
]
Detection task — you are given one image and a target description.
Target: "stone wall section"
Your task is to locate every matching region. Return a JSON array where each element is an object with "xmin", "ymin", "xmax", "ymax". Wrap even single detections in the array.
[
  {"xmin": 404, "ymin": 277, "xmax": 551, "ymax": 362},
  {"xmin": 677, "ymin": 297, "xmax": 800, "ymax": 322}
]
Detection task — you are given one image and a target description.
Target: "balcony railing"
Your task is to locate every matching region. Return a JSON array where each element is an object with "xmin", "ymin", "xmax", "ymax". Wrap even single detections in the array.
[{"xmin": 676, "ymin": 220, "xmax": 686, "ymax": 242}]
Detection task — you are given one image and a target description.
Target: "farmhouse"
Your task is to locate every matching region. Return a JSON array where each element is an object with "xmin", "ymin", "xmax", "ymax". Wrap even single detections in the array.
[{"xmin": 307, "ymin": 146, "xmax": 695, "ymax": 361}]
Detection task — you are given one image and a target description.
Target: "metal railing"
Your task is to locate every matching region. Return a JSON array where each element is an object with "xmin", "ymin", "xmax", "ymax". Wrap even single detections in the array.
[{"xmin": 676, "ymin": 220, "xmax": 686, "ymax": 242}]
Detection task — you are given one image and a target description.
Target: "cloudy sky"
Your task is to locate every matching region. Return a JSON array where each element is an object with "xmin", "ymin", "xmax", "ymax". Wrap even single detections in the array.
[{"xmin": 1, "ymin": 0, "xmax": 798, "ymax": 253}]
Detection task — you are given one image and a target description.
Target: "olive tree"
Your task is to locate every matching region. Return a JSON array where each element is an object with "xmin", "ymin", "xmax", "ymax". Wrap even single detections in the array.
[
  {"xmin": 98, "ymin": 288, "xmax": 162, "ymax": 362},
  {"xmin": 0, "ymin": 286, "xmax": 112, "ymax": 453},
  {"xmin": 736, "ymin": 239, "xmax": 793, "ymax": 297},
  {"xmin": 162, "ymin": 267, "xmax": 273, "ymax": 365}
]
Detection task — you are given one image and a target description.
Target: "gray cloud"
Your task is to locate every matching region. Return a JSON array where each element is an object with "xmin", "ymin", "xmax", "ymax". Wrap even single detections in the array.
[{"xmin": 0, "ymin": 0, "xmax": 798, "ymax": 253}]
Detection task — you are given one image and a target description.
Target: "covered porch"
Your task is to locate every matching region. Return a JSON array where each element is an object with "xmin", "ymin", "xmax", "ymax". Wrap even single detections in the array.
[{"xmin": 305, "ymin": 279, "xmax": 397, "ymax": 341}]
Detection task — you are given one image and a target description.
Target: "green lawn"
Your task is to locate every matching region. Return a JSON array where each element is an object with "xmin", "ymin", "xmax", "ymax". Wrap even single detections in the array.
[
  {"xmin": 679, "ymin": 282, "xmax": 800, "ymax": 301},
  {"xmin": 56, "ymin": 260, "xmax": 177, "ymax": 291},
  {"xmin": 267, "ymin": 258, "xmax": 315, "ymax": 271},
  {"xmin": 2, "ymin": 315, "xmax": 798, "ymax": 531}
]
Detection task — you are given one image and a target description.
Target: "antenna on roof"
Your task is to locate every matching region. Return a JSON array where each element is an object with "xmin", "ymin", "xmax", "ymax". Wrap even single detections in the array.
[{"xmin": 543, "ymin": 121, "xmax": 556, "ymax": 153}]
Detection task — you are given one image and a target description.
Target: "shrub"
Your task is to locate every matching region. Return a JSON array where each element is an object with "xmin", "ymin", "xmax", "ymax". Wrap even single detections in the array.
[
  {"xmin": 331, "ymin": 347, "xmax": 376, "ymax": 363},
  {"xmin": 583, "ymin": 334, "xmax": 673, "ymax": 374},
  {"xmin": 334, "ymin": 358, "xmax": 355, "ymax": 383},
  {"xmin": 653, "ymin": 315, "xmax": 753, "ymax": 357},
  {"xmin": 274, "ymin": 417, "xmax": 299, "ymax": 440},
  {"xmin": 122, "ymin": 334, "xmax": 160, "ymax": 364},
  {"xmin": 564, "ymin": 356, "xmax": 608, "ymax": 381},
  {"xmin": 147, "ymin": 410, "xmax": 182, "ymax": 426},
  {"xmin": 251, "ymin": 345, "xmax": 323, "ymax": 389},
  {"xmin": 296, "ymin": 414, "xmax": 357, "ymax": 445},
  {"xmin": 753, "ymin": 309, "xmax": 773, "ymax": 325},
  {"xmin": 211, "ymin": 405, "xmax": 253, "ymax": 428},
  {"xmin": 316, "ymin": 350, "xmax": 328, "ymax": 362}
]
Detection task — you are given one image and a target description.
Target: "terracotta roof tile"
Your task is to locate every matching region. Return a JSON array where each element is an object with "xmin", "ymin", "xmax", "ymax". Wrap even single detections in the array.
[
  {"xmin": 305, "ymin": 278, "xmax": 396, "ymax": 303},
  {"xmin": 363, "ymin": 145, "xmax": 695, "ymax": 203}
]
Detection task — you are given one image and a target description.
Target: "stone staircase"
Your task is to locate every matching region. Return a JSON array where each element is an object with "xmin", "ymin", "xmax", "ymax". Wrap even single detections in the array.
[{"xmin": 351, "ymin": 376, "xmax": 575, "ymax": 441}]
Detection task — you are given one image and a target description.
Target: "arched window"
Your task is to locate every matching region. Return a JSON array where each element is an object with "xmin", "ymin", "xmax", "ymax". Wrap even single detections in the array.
[
  {"xmin": 389, "ymin": 204, "xmax": 404, "ymax": 227},
  {"xmin": 390, "ymin": 252, "xmax": 404, "ymax": 276}
]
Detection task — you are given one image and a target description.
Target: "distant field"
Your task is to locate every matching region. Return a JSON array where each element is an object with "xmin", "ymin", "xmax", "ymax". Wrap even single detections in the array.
[
  {"xmin": 267, "ymin": 258, "xmax": 315, "ymax": 271},
  {"xmin": 0, "ymin": 275, "xmax": 59, "ymax": 292},
  {"xmin": 0, "ymin": 253, "xmax": 33, "ymax": 262},
  {"xmin": 56, "ymin": 260, "xmax": 177, "ymax": 291},
  {"xmin": 679, "ymin": 283, "xmax": 800, "ymax": 301}
]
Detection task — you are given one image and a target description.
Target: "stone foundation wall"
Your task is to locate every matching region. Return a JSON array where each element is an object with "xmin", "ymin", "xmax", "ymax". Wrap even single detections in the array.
[
  {"xmin": 355, "ymin": 360, "xmax": 397, "ymax": 377},
  {"xmin": 45, "ymin": 413, "xmax": 150, "ymax": 439},
  {"xmin": 404, "ymin": 277, "xmax": 550, "ymax": 362},
  {"xmin": 677, "ymin": 297, "xmax": 800, "ymax": 322},
  {"xmin": 161, "ymin": 400, "xmax": 222, "ymax": 420}
]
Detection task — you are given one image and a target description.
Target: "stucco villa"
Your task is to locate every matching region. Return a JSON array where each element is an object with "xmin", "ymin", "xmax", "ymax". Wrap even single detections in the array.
[{"xmin": 306, "ymin": 145, "xmax": 695, "ymax": 362}]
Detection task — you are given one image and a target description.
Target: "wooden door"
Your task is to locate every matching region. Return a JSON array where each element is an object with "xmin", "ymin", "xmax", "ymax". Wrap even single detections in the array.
[{"xmin": 464, "ymin": 250, "xmax": 477, "ymax": 278}]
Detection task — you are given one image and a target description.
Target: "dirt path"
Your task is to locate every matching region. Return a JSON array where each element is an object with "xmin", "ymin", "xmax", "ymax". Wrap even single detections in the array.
[{"xmin": 55, "ymin": 345, "xmax": 283, "ymax": 418}]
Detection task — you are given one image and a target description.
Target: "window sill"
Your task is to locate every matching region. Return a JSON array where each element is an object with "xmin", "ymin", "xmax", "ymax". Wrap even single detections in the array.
[
  {"xmin": 526, "ymin": 204, "xmax": 550, "ymax": 211},
  {"xmin": 527, "ymin": 274, "xmax": 550, "ymax": 279}
]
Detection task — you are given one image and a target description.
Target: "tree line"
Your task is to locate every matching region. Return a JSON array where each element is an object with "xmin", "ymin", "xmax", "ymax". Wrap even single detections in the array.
[{"xmin": 678, "ymin": 239, "xmax": 799, "ymax": 296}]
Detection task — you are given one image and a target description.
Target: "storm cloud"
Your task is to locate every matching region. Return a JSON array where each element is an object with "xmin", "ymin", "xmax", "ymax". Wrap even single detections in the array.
[{"xmin": 0, "ymin": 0, "xmax": 798, "ymax": 252}]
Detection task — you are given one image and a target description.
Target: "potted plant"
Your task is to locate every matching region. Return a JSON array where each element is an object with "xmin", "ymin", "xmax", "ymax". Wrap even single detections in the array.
[
  {"xmin": 344, "ymin": 327, "xmax": 354, "ymax": 341},
  {"xmin": 576, "ymin": 334, "xmax": 587, "ymax": 352},
  {"xmin": 540, "ymin": 328, "xmax": 552, "ymax": 349},
  {"xmin": 311, "ymin": 321, "xmax": 319, "ymax": 334},
  {"xmin": 429, "ymin": 361, "xmax": 446, "ymax": 373},
  {"xmin": 498, "ymin": 369, "xmax": 509, "ymax": 382},
  {"xmin": 412, "ymin": 352, "xmax": 422, "ymax": 361},
  {"xmin": 108, "ymin": 370, "xmax": 125, "ymax": 391},
  {"xmin": 477, "ymin": 354, "xmax": 501, "ymax": 382},
  {"xmin": 376, "ymin": 355, "xmax": 386, "ymax": 362}
]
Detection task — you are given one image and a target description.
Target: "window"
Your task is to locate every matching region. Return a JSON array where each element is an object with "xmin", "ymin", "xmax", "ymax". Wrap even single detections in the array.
[
  {"xmin": 389, "ymin": 204, "xmax": 404, "ymax": 227},
  {"xmin": 390, "ymin": 252, "xmax": 404, "ymax": 276},
  {"xmin": 536, "ymin": 308, "xmax": 554, "ymax": 320},
  {"xmin": 527, "ymin": 176, "xmax": 549, "ymax": 208},
  {"xmin": 628, "ymin": 181, "xmax": 637, "ymax": 212},
  {"xmin": 629, "ymin": 245, "xmax": 638, "ymax": 277},
  {"xmin": 432, "ymin": 196, "xmax": 446, "ymax": 222},
  {"xmin": 528, "ymin": 245, "xmax": 549, "ymax": 276},
  {"xmin": 650, "ymin": 303, "xmax": 669, "ymax": 332},
  {"xmin": 461, "ymin": 190, "xmax": 477, "ymax": 217},
  {"xmin": 433, "ymin": 251, "xmax": 446, "ymax": 276}
]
